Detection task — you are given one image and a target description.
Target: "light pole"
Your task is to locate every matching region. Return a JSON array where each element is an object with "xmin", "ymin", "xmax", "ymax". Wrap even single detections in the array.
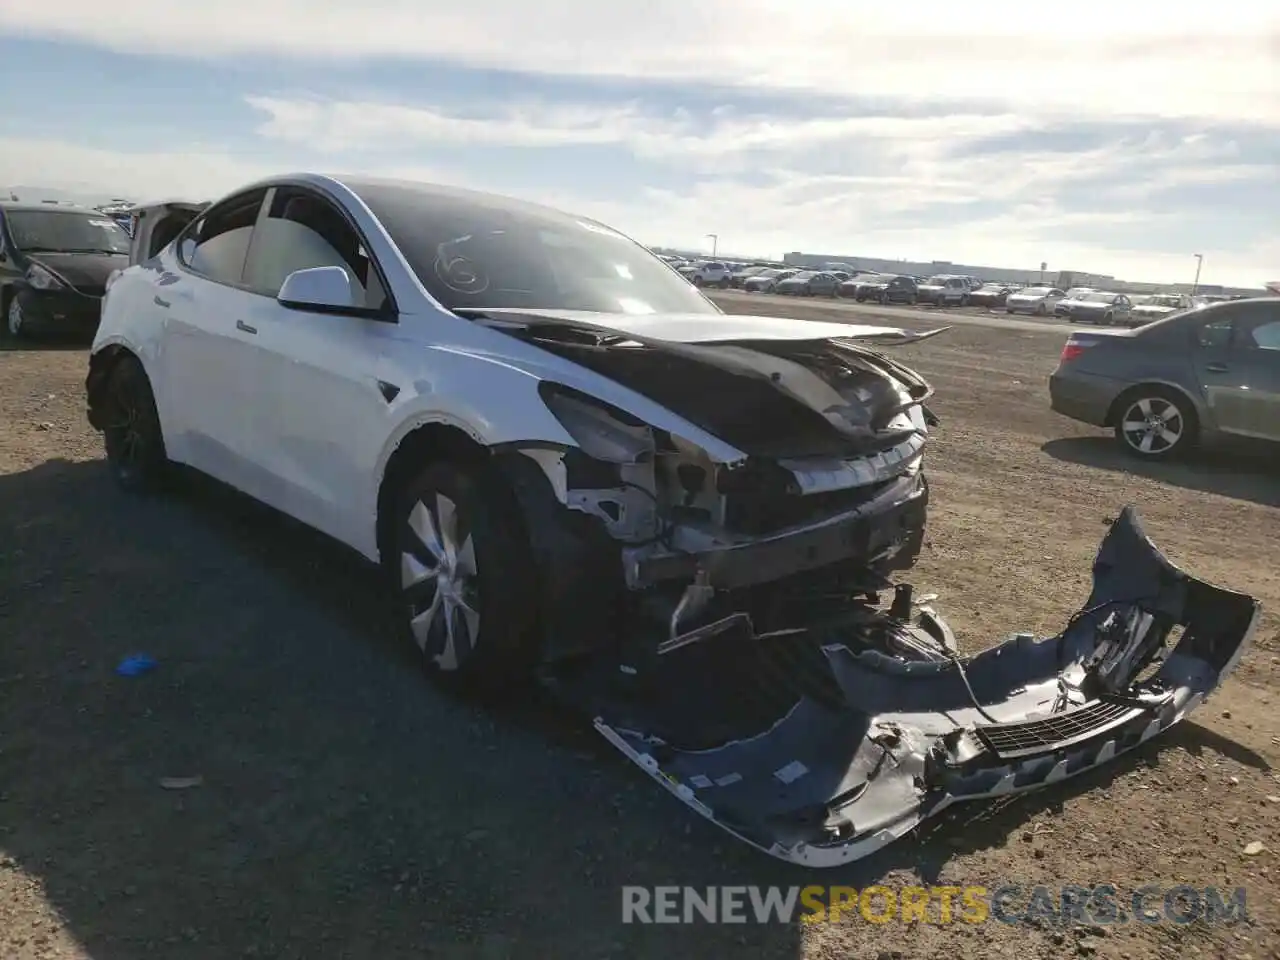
[
  {"xmin": 1191, "ymin": 254, "xmax": 1203, "ymax": 295},
  {"xmin": 705, "ymin": 233, "xmax": 718, "ymax": 257}
]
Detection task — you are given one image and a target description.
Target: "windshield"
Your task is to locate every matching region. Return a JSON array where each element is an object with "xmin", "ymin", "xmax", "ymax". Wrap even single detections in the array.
[
  {"xmin": 789, "ymin": 271, "xmax": 817, "ymax": 280},
  {"xmin": 357, "ymin": 185, "xmax": 719, "ymax": 315},
  {"xmin": 1080, "ymin": 292, "xmax": 1114, "ymax": 303},
  {"xmin": 1019, "ymin": 287, "xmax": 1051, "ymax": 296},
  {"xmin": 1149, "ymin": 295, "xmax": 1182, "ymax": 307},
  {"xmin": 924, "ymin": 276, "xmax": 950, "ymax": 285},
  {"xmin": 6, "ymin": 209, "xmax": 129, "ymax": 254}
]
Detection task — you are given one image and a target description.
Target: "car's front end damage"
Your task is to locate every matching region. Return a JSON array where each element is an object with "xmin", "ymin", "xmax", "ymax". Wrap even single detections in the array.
[{"xmin": 458, "ymin": 310, "xmax": 1259, "ymax": 866}]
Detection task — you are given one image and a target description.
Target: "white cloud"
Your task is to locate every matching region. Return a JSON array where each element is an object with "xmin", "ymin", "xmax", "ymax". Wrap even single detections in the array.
[
  {"xmin": 245, "ymin": 95, "xmax": 1035, "ymax": 161},
  {"xmin": 242, "ymin": 94, "xmax": 1273, "ymax": 211},
  {"xmin": 0, "ymin": 136, "xmax": 283, "ymax": 201},
  {"xmin": 3, "ymin": 1, "xmax": 1278, "ymax": 124}
]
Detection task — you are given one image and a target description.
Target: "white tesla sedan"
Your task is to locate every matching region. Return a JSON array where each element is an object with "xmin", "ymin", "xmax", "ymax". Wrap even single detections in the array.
[{"xmin": 85, "ymin": 174, "xmax": 1259, "ymax": 868}]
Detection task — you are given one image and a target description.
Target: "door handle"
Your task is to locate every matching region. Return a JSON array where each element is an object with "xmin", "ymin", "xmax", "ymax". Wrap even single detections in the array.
[
  {"xmin": 1205, "ymin": 362, "xmax": 1229, "ymax": 373},
  {"xmin": 236, "ymin": 320, "xmax": 257, "ymax": 335},
  {"xmin": 153, "ymin": 295, "xmax": 170, "ymax": 308}
]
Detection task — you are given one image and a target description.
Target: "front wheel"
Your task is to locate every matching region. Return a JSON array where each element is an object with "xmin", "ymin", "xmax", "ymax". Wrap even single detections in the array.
[
  {"xmin": 1114, "ymin": 390, "xmax": 1196, "ymax": 460},
  {"xmin": 389, "ymin": 460, "xmax": 540, "ymax": 692},
  {"xmin": 1035, "ymin": 302, "xmax": 1047, "ymax": 315},
  {"xmin": 102, "ymin": 356, "xmax": 170, "ymax": 493},
  {"xmin": 6, "ymin": 295, "xmax": 28, "ymax": 339}
]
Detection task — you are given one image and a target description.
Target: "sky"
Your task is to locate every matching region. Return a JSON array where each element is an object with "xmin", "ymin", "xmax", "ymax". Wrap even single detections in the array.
[{"xmin": 0, "ymin": 2, "xmax": 1276, "ymax": 287}]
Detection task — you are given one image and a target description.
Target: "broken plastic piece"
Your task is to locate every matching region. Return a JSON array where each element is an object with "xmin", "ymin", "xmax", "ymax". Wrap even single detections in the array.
[
  {"xmin": 159, "ymin": 776, "xmax": 203, "ymax": 790},
  {"xmin": 115, "ymin": 654, "xmax": 156, "ymax": 677}
]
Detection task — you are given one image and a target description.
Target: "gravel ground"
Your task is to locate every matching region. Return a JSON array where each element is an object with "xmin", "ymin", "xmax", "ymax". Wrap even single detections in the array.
[{"xmin": 1, "ymin": 294, "xmax": 1278, "ymax": 960}]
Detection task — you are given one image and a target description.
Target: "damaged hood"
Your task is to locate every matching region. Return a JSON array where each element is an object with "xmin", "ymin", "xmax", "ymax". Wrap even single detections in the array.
[
  {"xmin": 461, "ymin": 308, "xmax": 945, "ymax": 460},
  {"xmin": 463, "ymin": 307, "xmax": 945, "ymax": 346}
]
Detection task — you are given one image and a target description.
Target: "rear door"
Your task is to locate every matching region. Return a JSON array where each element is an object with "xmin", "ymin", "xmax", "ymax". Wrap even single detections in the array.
[
  {"xmin": 161, "ymin": 188, "xmax": 270, "ymax": 491},
  {"xmin": 1189, "ymin": 302, "xmax": 1280, "ymax": 439}
]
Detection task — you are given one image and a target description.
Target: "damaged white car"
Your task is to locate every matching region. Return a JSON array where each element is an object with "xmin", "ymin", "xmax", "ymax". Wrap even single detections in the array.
[{"xmin": 87, "ymin": 174, "xmax": 1260, "ymax": 866}]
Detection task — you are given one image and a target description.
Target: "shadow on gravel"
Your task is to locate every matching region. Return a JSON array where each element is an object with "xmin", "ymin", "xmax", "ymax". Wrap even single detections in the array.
[
  {"xmin": 0, "ymin": 458, "xmax": 803, "ymax": 959},
  {"xmin": 0, "ymin": 458, "xmax": 1264, "ymax": 957},
  {"xmin": 1042, "ymin": 436, "xmax": 1280, "ymax": 508},
  {"xmin": 0, "ymin": 336, "xmax": 89, "ymax": 353}
]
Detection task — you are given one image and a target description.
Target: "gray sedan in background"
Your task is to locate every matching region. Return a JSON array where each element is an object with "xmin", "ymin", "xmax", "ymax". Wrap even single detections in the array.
[{"xmin": 1049, "ymin": 298, "xmax": 1280, "ymax": 459}]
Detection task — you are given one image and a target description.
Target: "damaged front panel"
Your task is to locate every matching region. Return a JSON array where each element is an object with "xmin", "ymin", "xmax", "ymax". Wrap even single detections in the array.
[
  {"xmin": 586, "ymin": 508, "xmax": 1259, "ymax": 866},
  {"xmin": 470, "ymin": 311, "xmax": 1257, "ymax": 866}
]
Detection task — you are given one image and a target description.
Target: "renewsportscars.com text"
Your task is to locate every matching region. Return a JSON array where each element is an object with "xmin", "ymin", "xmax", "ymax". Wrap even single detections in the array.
[{"xmin": 621, "ymin": 884, "xmax": 1249, "ymax": 925}]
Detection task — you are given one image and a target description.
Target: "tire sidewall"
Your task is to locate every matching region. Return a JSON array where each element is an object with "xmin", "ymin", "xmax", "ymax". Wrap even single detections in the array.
[
  {"xmin": 6, "ymin": 294, "xmax": 25, "ymax": 339},
  {"xmin": 103, "ymin": 357, "xmax": 168, "ymax": 491}
]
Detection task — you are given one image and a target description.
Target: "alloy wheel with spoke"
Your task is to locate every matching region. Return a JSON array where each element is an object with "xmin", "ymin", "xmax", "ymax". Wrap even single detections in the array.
[
  {"xmin": 1120, "ymin": 396, "xmax": 1185, "ymax": 455},
  {"xmin": 401, "ymin": 492, "xmax": 481, "ymax": 671}
]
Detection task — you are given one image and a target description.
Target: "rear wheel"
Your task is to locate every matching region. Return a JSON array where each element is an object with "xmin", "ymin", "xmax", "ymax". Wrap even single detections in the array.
[
  {"xmin": 1035, "ymin": 302, "xmax": 1047, "ymax": 315},
  {"xmin": 102, "ymin": 356, "xmax": 169, "ymax": 492},
  {"xmin": 1113, "ymin": 389, "xmax": 1196, "ymax": 460},
  {"xmin": 389, "ymin": 460, "xmax": 540, "ymax": 692}
]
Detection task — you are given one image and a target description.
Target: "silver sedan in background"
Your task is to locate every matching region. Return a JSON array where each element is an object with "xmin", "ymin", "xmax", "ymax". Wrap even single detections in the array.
[{"xmin": 1049, "ymin": 297, "xmax": 1280, "ymax": 458}]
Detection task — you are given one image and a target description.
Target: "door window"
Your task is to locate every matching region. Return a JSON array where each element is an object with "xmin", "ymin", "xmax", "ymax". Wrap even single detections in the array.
[
  {"xmin": 1195, "ymin": 317, "xmax": 1234, "ymax": 348},
  {"xmin": 178, "ymin": 189, "xmax": 267, "ymax": 286},
  {"xmin": 242, "ymin": 188, "xmax": 388, "ymax": 310},
  {"xmin": 1246, "ymin": 320, "xmax": 1280, "ymax": 352}
]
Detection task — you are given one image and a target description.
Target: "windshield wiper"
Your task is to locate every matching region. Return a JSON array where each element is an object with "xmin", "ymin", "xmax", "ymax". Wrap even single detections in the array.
[{"xmin": 58, "ymin": 247, "xmax": 126, "ymax": 255}]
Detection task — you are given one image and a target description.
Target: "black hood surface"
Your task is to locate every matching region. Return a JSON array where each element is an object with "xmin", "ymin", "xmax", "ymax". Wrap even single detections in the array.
[
  {"xmin": 466, "ymin": 309, "xmax": 933, "ymax": 459},
  {"xmin": 28, "ymin": 252, "xmax": 126, "ymax": 294}
]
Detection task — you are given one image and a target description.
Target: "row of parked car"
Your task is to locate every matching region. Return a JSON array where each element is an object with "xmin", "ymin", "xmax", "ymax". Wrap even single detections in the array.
[{"xmin": 657, "ymin": 256, "xmax": 1226, "ymax": 327}]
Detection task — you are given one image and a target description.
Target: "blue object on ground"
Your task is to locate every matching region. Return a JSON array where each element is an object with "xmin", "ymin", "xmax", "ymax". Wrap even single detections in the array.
[{"xmin": 116, "ymin": 654, "xmax": 157, "ymax": 677}]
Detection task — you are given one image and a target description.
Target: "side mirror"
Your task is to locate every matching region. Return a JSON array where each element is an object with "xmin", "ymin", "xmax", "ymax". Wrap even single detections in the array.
[{"xmin": 277, "ymin": 266, "xmax": 358, "ymax": 312}]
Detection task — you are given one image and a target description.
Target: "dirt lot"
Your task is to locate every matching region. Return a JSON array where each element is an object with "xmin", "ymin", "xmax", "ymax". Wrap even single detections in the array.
[{"xmin": 1, "ymin": 294, "xmax": 1278, "ymax": 960}]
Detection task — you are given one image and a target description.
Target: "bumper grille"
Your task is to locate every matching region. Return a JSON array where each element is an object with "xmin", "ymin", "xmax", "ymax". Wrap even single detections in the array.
[{"xmin": 973, "ymin": 699, "xmax": 1145, "ymax": 761}]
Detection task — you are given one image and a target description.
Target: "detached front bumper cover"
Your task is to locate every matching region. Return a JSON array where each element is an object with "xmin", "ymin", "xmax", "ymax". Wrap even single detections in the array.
[{"xmin": 594, "ymin": 506, "xmax": 1260, "ymax": 866}]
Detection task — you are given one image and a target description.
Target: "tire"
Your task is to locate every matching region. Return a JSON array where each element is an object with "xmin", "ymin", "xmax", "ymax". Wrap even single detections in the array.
[
  {"xmin": 6, "ymin": 294, "xmax": 28, "ymax": 340},
  {"xmin": 1099, "ymin": 312, "xmax": 1114, "ymax": 326},
  {"xmin": 102, "ymin": 355, "xmax": 170, "ymax": 493},
  {"xmin": 1113, "ymin": 388, "xmax": 1197, "ymax": 460},
  {"xmin": 1005, "ymin": 307, "xmax": 1015, "ymax": 314},
  {"xmin": 1035, "ymin": 303, "xmax": 1047, "ymax": 315},
  {"xmin": 388, "ymin": 460, "xmax": 540, "ymax": 692},
  {"xmin": 719, "ymin": 278, "xmax": 730, "ymax": 289}
]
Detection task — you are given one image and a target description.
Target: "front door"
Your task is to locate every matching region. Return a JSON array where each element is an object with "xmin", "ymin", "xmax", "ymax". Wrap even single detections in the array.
[{"xmin": 235, "ymin": 186, "xmax": 403, "ymax": 549}]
